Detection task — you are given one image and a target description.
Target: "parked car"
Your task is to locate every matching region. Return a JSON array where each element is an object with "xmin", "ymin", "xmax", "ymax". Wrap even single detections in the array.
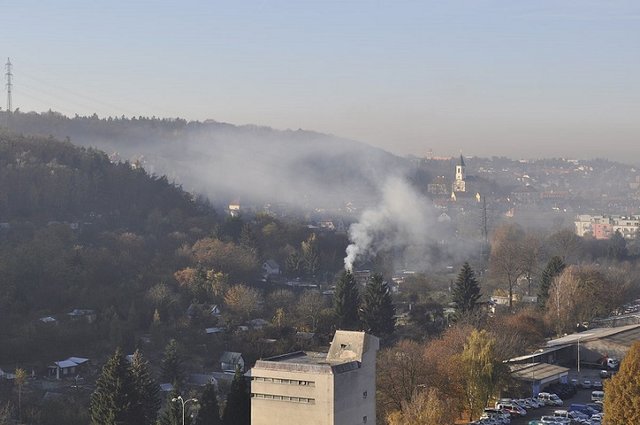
[
  {"xmin": 540, "ymin": 416, "xmax": 569, "ymax": 424},
  {"xmin": 495, "ymin": 403, "xmax": 526, "ymax": 417},
  {"xmin": 592, "ymin": 380, "xmax": 603, "ymax": 390},
  {"xmin": 591, "ymin": 390, "xmax": 604, "ymax": 403}
]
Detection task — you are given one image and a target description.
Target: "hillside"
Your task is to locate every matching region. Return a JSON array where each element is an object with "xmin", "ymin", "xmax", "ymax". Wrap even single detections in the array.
[
  {"xmin": 0, "ymin": 132, "xmax": 348, "ymax": 365},
  {"xmin": 3, "ymin": 111, "xmax": 414, "ymax": 209}
]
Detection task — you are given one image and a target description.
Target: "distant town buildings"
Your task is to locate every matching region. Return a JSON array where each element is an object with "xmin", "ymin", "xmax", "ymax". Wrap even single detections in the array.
[
  {"xmin": 575, "ymin": 214, "xmax": 640, "ymax": 239},
  {"xmin": 249, "ymin": 330, "xmax": 379, "ymax": 425}
]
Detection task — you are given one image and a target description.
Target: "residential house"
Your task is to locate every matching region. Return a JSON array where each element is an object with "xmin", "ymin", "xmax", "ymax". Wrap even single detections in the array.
[
  {"xmin": 48, "ymin": 357, "xmax": 90, "ymax": 379},
  {"xmin": 67, "ymin": 309, "xmax": 97, "ymax": 324},
  {"xmin": 220, "ymin": 351, "xmax": 245, "ymax": 373},
  {"xmin": 262, "ymin": 260, "xmax": 281, "ymax": 277},
  {"xmin": 189, "ymin": 373, "xmax": 218, "ymax": 387}
]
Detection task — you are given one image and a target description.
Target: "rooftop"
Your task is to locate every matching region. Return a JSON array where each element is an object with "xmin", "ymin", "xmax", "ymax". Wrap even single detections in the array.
[
  {"xmin": 546, "ymin": 324, "xmax": 640, "ymax": 347},
  {"xmin": 251, "ymin": 330, "xmax": 378, "ymax": 375},
  {"xmin": 510, "ymin": 362, "xmax": 570, "ymax": 382}
]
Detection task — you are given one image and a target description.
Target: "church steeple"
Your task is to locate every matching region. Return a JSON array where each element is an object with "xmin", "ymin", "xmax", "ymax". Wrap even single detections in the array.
[{"xmin": 453, "ymin": 154, "xmax": 466, "ymax": 193}]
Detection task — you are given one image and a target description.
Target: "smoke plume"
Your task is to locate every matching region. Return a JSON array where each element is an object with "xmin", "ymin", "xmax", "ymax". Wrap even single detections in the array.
[{"xmin": 344, "ymin": 176, "xmax": 439, "ymax": 271}]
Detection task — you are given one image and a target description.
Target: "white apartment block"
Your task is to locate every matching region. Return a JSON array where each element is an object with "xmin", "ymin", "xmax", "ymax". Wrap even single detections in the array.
[
  {"xmin": 575, "ymin": 214, "xmax": 640, "ymax": 239},
  {"xmin": 249, "ymin": 330, "xmax": 379, "ymax": 425}
]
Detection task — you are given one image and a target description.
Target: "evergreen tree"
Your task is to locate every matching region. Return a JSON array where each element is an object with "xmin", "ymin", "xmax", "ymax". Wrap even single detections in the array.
[
  {"xmin": 537, "ymin": 256, "xmax": 565, "ymax": 309},
  {"xmin": 334, "ymin": 270, "xmax": 361, "ymax": 330},
  {"xmin": 89, "ymin": 347, "xmax": 134, "ymax": 425},
  {"xmin": 452, "ymin": 262, "xmax": 481, "ymax": 315},
  {"xmin": 161, "ymin": 339, "xmax": 184, "ymax": 387},
  {"xmin": 359, "ymin": 273, "xmax": 395, "ymax": 337},
  {"xmin": 603, "ymin": 341, "xmax": 640, "ymax": 424},
  {"xmin": 195, "ymin": 383, "xmax": 222, "ymax": 425},
  {"xmin": 222, "ymin": 368, "xmax": 250, "ymax": 425},
  {"xmin": 158, "ymin": 389, "xmax": 192, "ymax": 425},
  {"xmin": 129, "ymin": 349, "xmax": 161, "ymax": 425},
  {"xmin": 608, "ymin": 229, "xmax": 628, "ymax": 260}
]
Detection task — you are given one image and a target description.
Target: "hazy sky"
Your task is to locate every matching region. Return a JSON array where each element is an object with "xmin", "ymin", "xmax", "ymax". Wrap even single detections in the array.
[{"xmin": 3, "ymin": 1, "xmax": 639, "ymax": 160}]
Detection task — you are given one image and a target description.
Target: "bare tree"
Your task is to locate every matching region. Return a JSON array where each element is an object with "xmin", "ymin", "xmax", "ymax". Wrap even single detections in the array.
[{"xmin": 489, "ymin": 223, "xmax": 527, "ymax": 308}]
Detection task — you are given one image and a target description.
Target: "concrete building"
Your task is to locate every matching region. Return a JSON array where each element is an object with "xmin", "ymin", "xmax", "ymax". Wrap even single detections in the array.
[
  {"xmin": 574, "ymin": 214, "xmax": 640, "ymax": 239},
  {"xmin": 249, "ymin": 330, "xmax": 379, "ymax": 425}
]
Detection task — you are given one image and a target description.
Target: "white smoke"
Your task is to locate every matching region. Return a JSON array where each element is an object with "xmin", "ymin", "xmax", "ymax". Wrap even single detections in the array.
[{"xmin": 344, "ymin": 176, "xmax": 439, "ymax": 271}]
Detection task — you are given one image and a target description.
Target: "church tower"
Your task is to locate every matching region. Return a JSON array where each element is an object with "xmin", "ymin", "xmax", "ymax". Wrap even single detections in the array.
[{"xmin": 452, "ymin": 154, "xmax": 466, "ymax": 193}]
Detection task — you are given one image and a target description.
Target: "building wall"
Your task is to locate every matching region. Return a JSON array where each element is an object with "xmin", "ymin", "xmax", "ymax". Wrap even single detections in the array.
[
  {"xmin": 333, "ymin": 349, "xmax": 377, "ymax": 425},
  {"xmin": 250, "ymin": 367, "xmax": 334, "ymax": 425}
]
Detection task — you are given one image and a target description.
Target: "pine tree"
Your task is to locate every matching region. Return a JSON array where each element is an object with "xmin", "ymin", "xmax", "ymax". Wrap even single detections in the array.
[
  {"xmin": 334, "ymin": 270, "xmax": 361, "ymax": 330},
  {"xmin": 222, "ymin": 368, "xmax": 250, "ymax": 425},
  {"xmin": 452, "ymin": 262, "xmax": 481, "ymax": 315},
  {"xmin": 359, "ymin": 273, "xmax": 395, "ymax": 337},
  {"xmin": 196, "ymin": 383, "xmax": 222, "ymax": 425},
  {"xmin": 603, "ymin": 341, "xmax": 640, "ymax": 424},
  {"xmin": 129, "ymin": 349, "xmax": 161, "ymax": 425},
  {"xmin": 89, "ymin": 347, "xmax": 134, "ymax": 425},
  {"xmin": 161, "ymin": 339, "xmax": 184, "ymax": 387},
  {"xmin": 537, "ymin": 256, "xmax": 565, "ymax": 309}
]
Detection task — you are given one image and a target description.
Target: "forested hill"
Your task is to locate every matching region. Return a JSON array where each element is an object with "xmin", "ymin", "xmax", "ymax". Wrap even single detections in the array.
[
  {"xmin": 0, "ymin": 131, "xmax": 214, "ymax": 229},
  {"xmin": 2, "ymin": 111, "xmax": 413, "ymax": 208}
]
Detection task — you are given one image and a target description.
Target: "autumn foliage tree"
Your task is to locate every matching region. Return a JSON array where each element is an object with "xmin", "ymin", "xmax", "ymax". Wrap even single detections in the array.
[
  {"xmin": 546, "ymin": 264, "xmax": 630, "ymax": 336},
  {"xmin": 461, "ymin": 330, "xmax": 507, "ymax": 420},
  {"xmin": 224, "ymin": 284, "xmax": 262, "ymax": 322},
  {"xmin": 386, "ymin": 388, "xmax": 457, "ymax": 425},
  {"xmin": 603, "ymin": 341, "xmax": 640, "ymax": 424}
]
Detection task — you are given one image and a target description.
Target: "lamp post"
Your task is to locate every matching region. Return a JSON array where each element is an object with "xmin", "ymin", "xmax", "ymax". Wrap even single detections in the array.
[
  {"xmin": 172, "ymin": 395, "xmax": 198, "ymax": 425},
  {"xmin": 577, "ymin": 336, "xmax": 581, "ymax": 376}
]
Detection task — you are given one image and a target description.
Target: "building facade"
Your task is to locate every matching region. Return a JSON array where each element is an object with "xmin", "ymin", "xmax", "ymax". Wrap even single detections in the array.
[
  {"xmin": 249, "ymin": 331, "xmax": 379, "ymax": 425},
  {"xmin": 575, "ymin": 214, "xmax": 640, "ymax": 239}
]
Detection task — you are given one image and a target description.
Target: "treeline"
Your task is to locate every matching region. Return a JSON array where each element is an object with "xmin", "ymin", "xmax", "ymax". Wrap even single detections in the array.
[
  {"xmin": 0, "ymin": 133, "xmax": 351, "ymax": 364},
  {"xmin": 0, "ymin": 131, "xmax": 206, "ymax": 226}
]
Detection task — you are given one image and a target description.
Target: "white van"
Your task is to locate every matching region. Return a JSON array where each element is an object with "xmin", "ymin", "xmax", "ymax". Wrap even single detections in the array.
[
  {"xmin": 591, "ymin": 390, "xmax": 604, "ymax": 402},
  {"xmin": 536, "ymin": 392, "xmax": 563, "ymax": 406}
]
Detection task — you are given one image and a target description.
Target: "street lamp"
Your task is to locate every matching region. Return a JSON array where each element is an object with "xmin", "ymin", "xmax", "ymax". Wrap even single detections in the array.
[
  {"xmin": 172, "ymin": 395, "xmax": 198, "ymax": 425},
  {"xmin": 577, "ymin": 336, "xmax": 581, "ymax": 376}
]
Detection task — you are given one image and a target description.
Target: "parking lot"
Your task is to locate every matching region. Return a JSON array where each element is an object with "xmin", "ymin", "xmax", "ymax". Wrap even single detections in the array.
[{"xmin": 509, "ymin": 387, "xmax": 598, "ymax": 425}]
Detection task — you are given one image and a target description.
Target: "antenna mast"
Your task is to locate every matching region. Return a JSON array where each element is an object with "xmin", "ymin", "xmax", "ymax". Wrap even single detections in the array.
[{"xmin": 5, "ymin": 58, "xmax": 12, "ymax": 113}]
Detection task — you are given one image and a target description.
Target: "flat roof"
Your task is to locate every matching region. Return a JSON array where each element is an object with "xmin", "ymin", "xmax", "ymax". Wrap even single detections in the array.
[
  {"xmin": 508, "ymin": 345, "xmax": 571, "ymax": 363},
  {"xmin": 546, "ymin": 324, "xmax": 640, "ymax": 347},
  {"xmin": 263, "ymin": 351, "xmax": 329, "ymax": 366},
  {"xmin": 510, "ymin": 363, "xmax": 569, "ymax": 382},
  {"xmin": 253, "ymin": 351, "xmax": 361, "ymax": 375}
]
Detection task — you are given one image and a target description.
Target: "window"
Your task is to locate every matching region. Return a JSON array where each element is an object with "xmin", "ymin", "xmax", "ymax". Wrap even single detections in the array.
[
  {"xmin": 363, "ymin": 416, "xmax": 367, "ymax": 423},
  {"xmin": 363, "ymin": 391, "xmax": 367, "ymax": 399},
  {"xmin": 250, "ymin": 393, "xmax": 315, "ymax": 405}
]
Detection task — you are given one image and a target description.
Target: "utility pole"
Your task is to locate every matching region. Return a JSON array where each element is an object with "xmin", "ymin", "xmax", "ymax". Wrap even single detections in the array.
[
  {"xmin": 480, "ymin": 196, "xmax": 489, "ymax": 259},
  {"xmin": 5, "ymin": 57, "xmax": 12, "ymax": 128},
  {"xmin": 482, "ymin": 196, "xmax": 488, "ymax": 245}
]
